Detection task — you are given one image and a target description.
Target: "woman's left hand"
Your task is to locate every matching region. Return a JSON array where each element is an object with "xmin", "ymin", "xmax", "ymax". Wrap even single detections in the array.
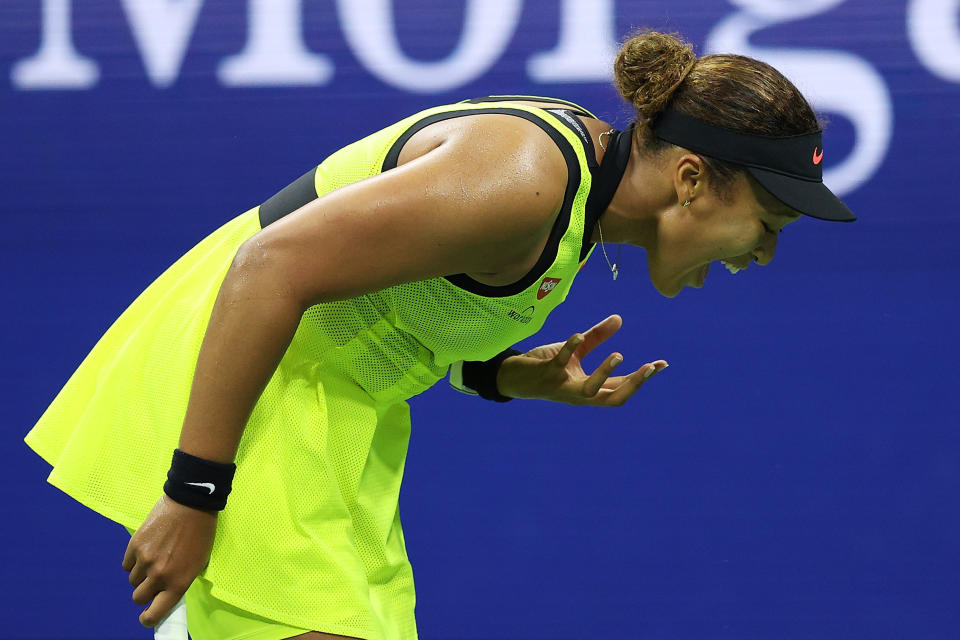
[{"xmin": 495, "ymin": 314, "xmax": 668, "ymax": 406}]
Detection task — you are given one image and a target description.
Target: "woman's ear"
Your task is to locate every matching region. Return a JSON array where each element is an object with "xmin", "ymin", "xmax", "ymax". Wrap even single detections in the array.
[{"xmin": 673, "ymin": 153, "xmax": 705, "ymax": 207}]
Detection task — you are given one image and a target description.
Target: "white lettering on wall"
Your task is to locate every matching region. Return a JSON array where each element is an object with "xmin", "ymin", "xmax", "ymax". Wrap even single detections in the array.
[
  {"xmin": 527, "ymin": 0, "xmax": 618, "ymax": 82},
  {"xmin": 11, "ymin": 0, "xmax": 98, "ymax": 90},
  {"xmin": 118, "ymin": 0, "xmax": 205, "ymax": 88},
  {"xmin": 337, "ymin": 0, "xmax": 523, "ymax": 93},
  {"xmin": 8, "ymin": 0, "xmax": 948, "ymax": 105},
  {"xmin": 218, "ymin": 0, "xmax": 332, "ymax": 86},
  {"xmin": 907, "ymin": 0, "xmax": 960, "ymax": 82},
  {"xmin": 706, "ymin": 0, "xmax": 893, "ymax": 196}
]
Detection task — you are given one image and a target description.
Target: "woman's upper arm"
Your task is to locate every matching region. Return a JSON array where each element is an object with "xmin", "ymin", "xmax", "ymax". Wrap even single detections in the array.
[{"xmin": 238, "ymin": 115, "xmax": 569, "ymax": 307}]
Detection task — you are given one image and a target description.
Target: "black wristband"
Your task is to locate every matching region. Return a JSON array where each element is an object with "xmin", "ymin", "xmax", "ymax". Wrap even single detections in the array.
[
  {"xmin": 163, "ymin": 449, "xmax": 237, "ymax": 512},
  {"xmin": 461, "ymin": 347, "xmax": 523, "ymax": 403}
]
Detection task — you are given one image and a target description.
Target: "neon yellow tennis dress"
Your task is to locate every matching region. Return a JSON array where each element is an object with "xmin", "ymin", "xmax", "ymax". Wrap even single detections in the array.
[{"xmin": 24, "ymin": 97, "xmax": 606, "ymax": 639}]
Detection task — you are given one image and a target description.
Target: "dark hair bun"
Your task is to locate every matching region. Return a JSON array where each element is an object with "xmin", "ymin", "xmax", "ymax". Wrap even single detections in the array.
[{"xmin": 614, "ymin": 31, "xmax": 697, "ymax": 124}]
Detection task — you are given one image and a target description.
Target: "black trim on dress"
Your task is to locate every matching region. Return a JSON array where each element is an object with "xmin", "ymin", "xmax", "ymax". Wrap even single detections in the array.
[
  {"xmin": 258, "ymin": 168, "xmax": 318, "ymax": 229},
  {"xmin": 580, "ymin": 124, "xmax": 633, "ymax": 262},
  {"xmin": 381, "ymin": 107, "xmax": 582, "ymax": 298},
  {"xmin": 546, "ymin": 109, "xmax": 598, "ymax": 171}
]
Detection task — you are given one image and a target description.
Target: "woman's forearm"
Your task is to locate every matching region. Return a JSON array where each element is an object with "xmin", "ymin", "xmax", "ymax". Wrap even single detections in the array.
[{"xmin": 176, "ymin": 241, "xmax": 306, "ymax": 463}]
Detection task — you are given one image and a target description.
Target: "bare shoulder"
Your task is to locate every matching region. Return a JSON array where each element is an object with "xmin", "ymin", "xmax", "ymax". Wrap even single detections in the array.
[
  {"xmin": 391, "ymin": 111, "xmax": 572, "ymax": 266},
  {"xmin": 397, "ymin": 112, "xmax": 570, "ymax": 203}
]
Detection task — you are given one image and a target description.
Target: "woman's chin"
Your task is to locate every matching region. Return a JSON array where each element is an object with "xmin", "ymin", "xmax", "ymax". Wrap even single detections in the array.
[
  {"xmin": 652, "ymin": 278, "xmax": 683, "ymax": 298},
  {"xmin": 653, "ymin": 264, "xmax": 708, "ymax": 298}
]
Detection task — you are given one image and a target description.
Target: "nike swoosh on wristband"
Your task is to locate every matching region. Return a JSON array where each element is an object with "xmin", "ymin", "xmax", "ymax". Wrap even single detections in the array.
[{"xmin": 185, "ymin": 482, "xmax": 216, "ymax": 495}]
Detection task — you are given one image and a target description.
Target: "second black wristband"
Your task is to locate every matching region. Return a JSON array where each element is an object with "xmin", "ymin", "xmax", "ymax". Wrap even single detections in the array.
[{"xmin": 461, "ymin": 347, "xmax": 523, "ymax": 403}]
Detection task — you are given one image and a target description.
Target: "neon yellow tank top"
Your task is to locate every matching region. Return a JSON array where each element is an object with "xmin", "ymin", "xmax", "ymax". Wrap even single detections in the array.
[{"xmin": 279, "ymin": 97, "xmax": 600, "ymax": 406}]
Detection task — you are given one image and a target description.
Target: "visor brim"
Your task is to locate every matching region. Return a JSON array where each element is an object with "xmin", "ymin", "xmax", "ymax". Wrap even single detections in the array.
[{"xmin": 747, "ymin": 167, "xmax": 856, "ymax": 222}]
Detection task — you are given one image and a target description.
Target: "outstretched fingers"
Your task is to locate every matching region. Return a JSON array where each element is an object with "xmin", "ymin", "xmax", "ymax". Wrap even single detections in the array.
[
  {"xmin": 577, "ymin": 314, "xmax": 622, "ymax": 358},
  {"xmin": 581, "ymin": 352, "xmax": 624, "ymax": 397},
  {"xmin": 590, "ymin": 360, "xmax": 669, "ymax": 406},
  {"xmin": 551, "ymin": 333, "xmax": 584, "ymax": 372}
]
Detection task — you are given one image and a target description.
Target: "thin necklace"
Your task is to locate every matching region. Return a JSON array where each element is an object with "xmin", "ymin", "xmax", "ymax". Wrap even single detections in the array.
[
  {"xmin": 597, "ymin": 128, "xmax": 621, "ymax": 281},
  {"xmin": 596, "ymin": 219, "xmax": 620, "ymax": 281}
]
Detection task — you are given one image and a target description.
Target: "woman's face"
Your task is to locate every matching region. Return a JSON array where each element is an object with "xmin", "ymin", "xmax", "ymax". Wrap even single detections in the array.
[{"xmin": 648, "ymin": 167, "xmax": 801, "ymax": 298}]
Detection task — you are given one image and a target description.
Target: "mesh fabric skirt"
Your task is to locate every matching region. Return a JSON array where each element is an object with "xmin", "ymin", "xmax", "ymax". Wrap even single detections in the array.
[{"xmin": 25, "ymin": 208, "xmax": 419, "ymax": 640}]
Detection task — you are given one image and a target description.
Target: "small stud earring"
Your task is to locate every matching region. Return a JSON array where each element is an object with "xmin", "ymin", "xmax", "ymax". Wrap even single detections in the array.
[{"xmin": 682, "ymin": 200, "xmax": 691, "ymax": 208}]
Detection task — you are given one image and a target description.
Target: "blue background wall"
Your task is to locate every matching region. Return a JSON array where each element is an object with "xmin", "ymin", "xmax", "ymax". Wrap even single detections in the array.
[{"xmin": 2, "ymin": 1, "xmax": 958, "ymax": 638}]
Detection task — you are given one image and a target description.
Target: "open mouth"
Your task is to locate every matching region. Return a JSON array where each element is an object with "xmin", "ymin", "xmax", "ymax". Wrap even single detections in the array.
[
  {"xmin": 720, "ymin": 259, "xmax": 749, "ymax": 275},
  {"xmin": 691, "ymin": 259, "xmax": 750, "ymax": 289}
]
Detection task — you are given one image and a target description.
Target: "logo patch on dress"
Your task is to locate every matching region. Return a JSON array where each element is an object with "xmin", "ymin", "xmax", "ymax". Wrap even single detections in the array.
[
  {"xmin": 537, "ymin": 277, "xmax": 562, "ymax": 300},
  {"xmin": 507, "ymin": 305, "xmax": 536, "ymax": 324}
]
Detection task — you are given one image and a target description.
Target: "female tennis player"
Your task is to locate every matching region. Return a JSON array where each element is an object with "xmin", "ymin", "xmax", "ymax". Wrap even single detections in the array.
[{"xmin": 25, "ymin": 30, "xmax": 854, "ymax": 640}]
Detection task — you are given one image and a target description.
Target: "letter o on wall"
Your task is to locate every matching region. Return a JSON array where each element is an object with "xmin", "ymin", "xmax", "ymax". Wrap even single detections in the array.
[{"xmin": 337, "ymin": 0, "xmax": 523, "ymax": 93}]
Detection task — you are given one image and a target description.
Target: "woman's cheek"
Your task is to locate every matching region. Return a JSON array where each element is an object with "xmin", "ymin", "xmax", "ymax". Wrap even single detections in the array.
[{"xmin": 725, "ymin": 230, "xmax": 761, "ymax": 259}]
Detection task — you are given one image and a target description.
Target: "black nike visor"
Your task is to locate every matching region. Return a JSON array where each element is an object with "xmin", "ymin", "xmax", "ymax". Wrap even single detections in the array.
[{"xmin": 652, "ymin": 110, "xmax": 856, "ymax": 222}]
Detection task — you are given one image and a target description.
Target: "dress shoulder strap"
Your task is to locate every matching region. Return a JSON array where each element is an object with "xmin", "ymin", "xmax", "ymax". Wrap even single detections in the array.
[{"xmin": 459, "ymin": 94, "xmax": 598, "ymax": 119}]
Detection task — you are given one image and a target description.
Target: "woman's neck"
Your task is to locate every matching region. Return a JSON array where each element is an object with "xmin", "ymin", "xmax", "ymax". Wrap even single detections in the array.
[{"xmin": 591, "ymin": 140, "xmax": 668, "ymax": 250}]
